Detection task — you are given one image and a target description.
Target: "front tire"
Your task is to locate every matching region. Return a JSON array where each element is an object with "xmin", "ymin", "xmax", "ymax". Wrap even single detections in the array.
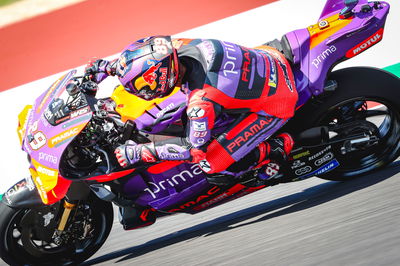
[
  {"xmin": 288, "ymin": 67, "xmax": 400, "ymax": 181},
  {"xmin": 0, "ymin": 194, "xmax": 113, "ymax": 265}
]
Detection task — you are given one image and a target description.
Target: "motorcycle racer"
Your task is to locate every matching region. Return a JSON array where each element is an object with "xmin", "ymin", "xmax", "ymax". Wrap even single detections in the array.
[{"xmin": 86, "ymin": 36, "xmax": 298, "ymax": 177}]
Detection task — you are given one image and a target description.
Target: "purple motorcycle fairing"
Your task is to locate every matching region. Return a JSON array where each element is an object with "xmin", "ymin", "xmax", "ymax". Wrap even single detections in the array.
[
  {"xmin": 22, "ymin": 70, "xmax": 93, "ymax": 171},
  {"xmin": 117, "ymin": 161, "xmax": 263, "ymax": 213},
  {"xmin": 285, "ymin": 0, "xmax": 390, "ymax": 107},
  {"xmin": 124, "ymin": 163, "xmax": 209, "ymax": 209}
]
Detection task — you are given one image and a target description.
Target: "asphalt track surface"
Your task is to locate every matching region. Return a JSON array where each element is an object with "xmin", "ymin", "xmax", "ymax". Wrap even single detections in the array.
[{"xmin": 83, "ymin": 162, "xmax": 400, "ymax": 266}]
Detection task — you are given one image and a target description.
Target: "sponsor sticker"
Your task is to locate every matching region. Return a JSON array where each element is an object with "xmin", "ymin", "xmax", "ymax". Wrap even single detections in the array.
[
  {"xmin": 315, "ymin": 152, "xmax": 333, "ymax": 166},
  {"xmin": 346, "ymin": 28, "xmax": 384, "ymax": 58},
  {"xmin": 143, "ymin": 164, "xmax": 203, "ymax": 198},
  {"xmin": 48, "ymin": 124, "xmax": 85, "ymax": 148},
  {"xmin": 70, "ymin": 106, "xmax": 90, "ymax": 119},
  {"xmin": 295, "ymin": 166, "xmax": 312, "ymax": 176},
  {"xmin": 293, "ymin": 150, "xmax": 310, "ymax": 160},
  {"xmin": 296, "ymin": 159, "xmax": 340, "ymax": 180},
  {"xmin": 291, "ymin": 160, "xmax": 306, "ymax": 169},
  {"xmin": 221, "ymin": 41, "xmax": 240, "ymax": 77},
  {"xmin": 312, "ymin": 45, "xmax": 337, "ymax": 69},
  {"xmin": 193, "ymin": 121, "xmax": 207, "ymax": 131}
]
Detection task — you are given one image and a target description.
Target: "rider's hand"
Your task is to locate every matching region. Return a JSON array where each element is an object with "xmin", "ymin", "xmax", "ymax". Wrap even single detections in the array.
[
  {"xmin": 114, "ymin": 140, "xmax": 141, "ymax": 167},
  {"xmin": 84, "ymin": 58, "xmax": 112, "ymax": 83}
]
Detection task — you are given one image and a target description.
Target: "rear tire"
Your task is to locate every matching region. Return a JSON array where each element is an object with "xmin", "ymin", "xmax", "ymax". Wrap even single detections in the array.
[{"xmin": 287, "ymin": 67, "xmax": 400, "ymax": 181}]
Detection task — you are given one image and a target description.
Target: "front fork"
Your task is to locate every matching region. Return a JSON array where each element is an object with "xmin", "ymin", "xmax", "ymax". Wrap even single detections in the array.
[
  {"xmin": 52, "ymin": 200, "xmax": 77, "ymax": 245},
  {"xmin": 57, "ymin": 200, "xmax": 76, "ymax": 231}
]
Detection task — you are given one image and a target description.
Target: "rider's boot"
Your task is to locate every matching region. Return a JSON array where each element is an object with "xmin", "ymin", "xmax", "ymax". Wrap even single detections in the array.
[
  {"xmin": 266, "ymin": 133, "xmax": 294, "ymax": 163},
  {"xmin": 118, "ymin": 206, "xmax": 156, "ymax": 230},
  {"xmin": 207, "ymin": 133, "xmax": 294, "ymax": 185},
  {"xmin": 257, "ymin": 132, "xmax": 294, "ymax": 179}
]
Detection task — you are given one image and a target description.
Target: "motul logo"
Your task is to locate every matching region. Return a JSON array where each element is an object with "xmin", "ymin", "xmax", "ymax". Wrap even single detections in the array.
[{"xmin": 346, "ymin": 28, "xmax": 384, "ymax": 58}]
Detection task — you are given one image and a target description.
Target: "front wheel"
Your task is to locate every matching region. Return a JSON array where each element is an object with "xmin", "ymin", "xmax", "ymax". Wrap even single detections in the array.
[
  {"xmin": 0, "ymin": 194, "xmax": 113, "ymax": 265},
  {"xmin": 290, "ymin": 67, "xmax": 400, "ymax": 181}
]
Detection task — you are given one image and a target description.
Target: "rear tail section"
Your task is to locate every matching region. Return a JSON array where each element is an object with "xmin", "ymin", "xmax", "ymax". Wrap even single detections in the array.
[{"xmin": 283, "ymin": 0, "xmax": 390, "ymax": 106}]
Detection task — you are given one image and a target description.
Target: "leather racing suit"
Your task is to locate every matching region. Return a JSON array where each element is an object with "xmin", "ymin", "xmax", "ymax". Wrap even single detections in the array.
[{"xmin": 117, "ymin": 39, "xmax": 298, "ymax": 174}]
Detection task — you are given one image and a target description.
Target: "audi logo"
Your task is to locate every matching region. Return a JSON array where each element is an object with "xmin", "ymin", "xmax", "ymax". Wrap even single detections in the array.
[{"xmin": 295, "ymin": 166, "xmax": 312, "ymax": 176}]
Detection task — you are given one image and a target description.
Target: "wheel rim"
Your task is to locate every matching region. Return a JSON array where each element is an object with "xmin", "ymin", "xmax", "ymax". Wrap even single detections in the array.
[
  {"xmin": 3, "ymin": 200, "xmax": 109, "ymax": 265},
  {"xmin": 318, "ymin": 98, "xmax": 400, "ymax": 177}
]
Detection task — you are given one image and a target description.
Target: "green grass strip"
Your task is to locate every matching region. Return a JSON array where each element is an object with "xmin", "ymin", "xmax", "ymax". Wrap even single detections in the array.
[
  {"xmin": 0, "ymin": 0, "xmax": 23, "ymax": 7},
  {"xmin": 383, "ymin": 63, "xmax": 400, "ymax": 78}
]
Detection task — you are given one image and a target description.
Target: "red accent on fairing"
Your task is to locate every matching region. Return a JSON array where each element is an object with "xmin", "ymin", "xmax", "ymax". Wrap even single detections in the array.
[
  {"xmin": 87, "ymin": 169, "xmax": 135, "ymax": 182},
  {"xmin": 225, "ymin": 113, "xmax": 258, "ymax": 140},
  {"xmin": 244, "ymin": 185, "xmax": 267, "ymax": 192},
  {"xmin": 204, "ymin": 140, "xmax": 236, "ymax": 173},
  {"xmin": 147, "ymin": 161, "xmax": 185, "ymax": 174},
  {"xmin": 192, "ymin": 184, "xmax": 246, "ymax": 211},
  {"xmin": 139, "ymin": 208, "xmax": 155, "ymax": 221},
  {"xmin": 167, "ymin": 186, "xmax": 222, "ymax": 212},
  {"xmin": 45, "ymin": 175, "xmax": 72, "ymax": 205},
  {"xmin": 225, "ymin": 184, "xmax": 246, "ymax": 194}
]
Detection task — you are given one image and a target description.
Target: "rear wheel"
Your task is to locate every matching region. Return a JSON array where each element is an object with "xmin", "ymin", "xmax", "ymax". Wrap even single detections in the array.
[
  {"xmin": 288, "ymin": 67, "xmax": 400, "ymax": 181},
  {"xmin": 0, "ymin": 194, "xmax": 113, "ymax": 265}
]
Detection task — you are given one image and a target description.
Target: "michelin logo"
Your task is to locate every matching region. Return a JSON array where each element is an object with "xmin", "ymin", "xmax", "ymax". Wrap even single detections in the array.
[{"xmin": 297, "ymin": 159, "xmax": 340, "ymax": 180}]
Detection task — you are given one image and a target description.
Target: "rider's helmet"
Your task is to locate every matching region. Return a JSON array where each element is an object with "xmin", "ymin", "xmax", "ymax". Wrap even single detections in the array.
[{"xmin": 116, "ymin": 36, "xmax": 180, "ymax": 100}]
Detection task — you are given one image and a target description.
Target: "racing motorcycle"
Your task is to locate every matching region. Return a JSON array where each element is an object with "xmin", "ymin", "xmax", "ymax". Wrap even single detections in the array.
[{"xmin": 1, "ymin": 0, "xmax": 399, "ymax": 265}]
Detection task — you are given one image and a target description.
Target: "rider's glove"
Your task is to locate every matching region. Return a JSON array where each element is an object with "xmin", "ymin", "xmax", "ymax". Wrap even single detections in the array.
[
  {"xmin": 114, "ymin": 141, "xmax": 158, "ymax": 167},
  {"xmin": 84, "ymin": 58, "xmax": 116, "ymax": 83},
  {"xmin": 114, "ymin": 139, "xmax": 202, "ymax": 168},
  {"xmin": 114, "ymin": 140, "xmax": 142, "ymax": 167}
]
